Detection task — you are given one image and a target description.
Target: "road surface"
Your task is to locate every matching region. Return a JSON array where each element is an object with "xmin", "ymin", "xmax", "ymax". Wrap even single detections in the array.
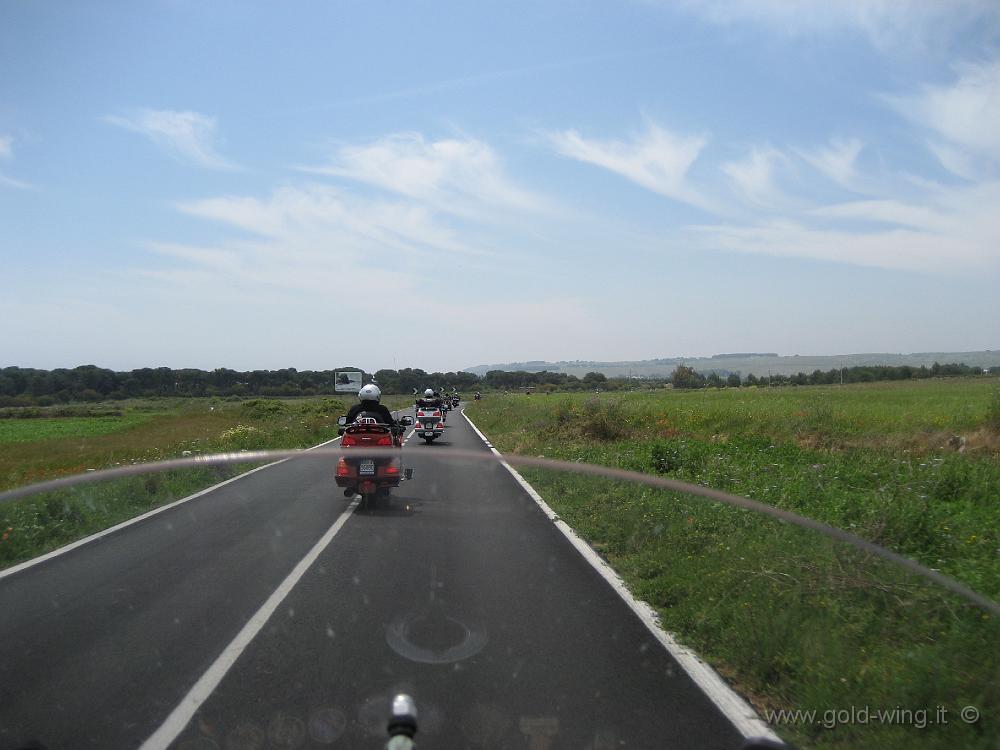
[{"xmin": 0, "ymin": 406, "xmax": 749, "ymax": 749}]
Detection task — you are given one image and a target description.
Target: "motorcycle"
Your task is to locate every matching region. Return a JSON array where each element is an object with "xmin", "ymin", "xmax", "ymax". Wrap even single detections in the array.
[
  {"xmin": 451, "ymin": 396, "xmax": 460, "ymax": 408},
  {"xmin": 414, "ymin": 404, "xmax": 445, "ymax": 443},
  {"xmin": 335, "ymin": 414, "xmax": 413, "ymax": 507}
]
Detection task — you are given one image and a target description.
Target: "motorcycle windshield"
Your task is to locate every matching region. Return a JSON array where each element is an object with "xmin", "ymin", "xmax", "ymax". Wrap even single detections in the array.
[{"xmin": 1, "ymin": 399, "xmax": 997, "ymax": 750}]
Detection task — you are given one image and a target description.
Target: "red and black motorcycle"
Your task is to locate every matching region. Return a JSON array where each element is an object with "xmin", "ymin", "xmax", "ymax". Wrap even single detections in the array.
[{"xmin": 335, "ymin": 414, "xmax": 413, "ymax": 507}]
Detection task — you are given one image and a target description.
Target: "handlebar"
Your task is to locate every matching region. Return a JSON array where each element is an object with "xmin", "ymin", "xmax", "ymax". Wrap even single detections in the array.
[
  {"xmin": 382, "ymin": 694, "xmax": 792, "ymax": 749},
  {"xmin": 386, "ymin": 694, "xmax": 417, "ymax": 750}
]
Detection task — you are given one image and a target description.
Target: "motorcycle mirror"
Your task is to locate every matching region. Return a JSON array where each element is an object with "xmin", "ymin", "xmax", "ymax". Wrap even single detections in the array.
[{"xmin": 337, "ymin": 416, "xmax": 347, "ymax": 426}]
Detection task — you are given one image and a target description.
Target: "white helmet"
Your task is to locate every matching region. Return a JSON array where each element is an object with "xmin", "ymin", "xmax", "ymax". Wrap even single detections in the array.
[
  {"xmin": 424, "ymin": 389, "xmax": 434, "ymax": 397},
  {"xmin": 359, "ymin": 384, "xmax": 381, "ymax": 402}
]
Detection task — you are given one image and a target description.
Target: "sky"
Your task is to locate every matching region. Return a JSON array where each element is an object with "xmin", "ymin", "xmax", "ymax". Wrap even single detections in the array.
[{"xmin": 1, "ymin": 0, "xmax": 999, "ymax": 373}]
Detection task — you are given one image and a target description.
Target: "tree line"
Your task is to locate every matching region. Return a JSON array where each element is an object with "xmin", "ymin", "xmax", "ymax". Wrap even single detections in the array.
[
  {"xmin": 669, "ymin": 362, "xmax": 987, "ymax": 389},
  {"xmin": 0, "ymin": 365, "xmax": 630, "ymax": 405},
  {"xmin": 0, "ymin": 361, "xmax": 989, "ymax": 406}
]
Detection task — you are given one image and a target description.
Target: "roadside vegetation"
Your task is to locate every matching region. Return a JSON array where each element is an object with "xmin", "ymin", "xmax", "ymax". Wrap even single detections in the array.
[
  {"xmin": 467, "ymin": 379, "xmax": 1000, "ymax": 750},
  {"xmin": 0, "ymin": 395, "xmax": 411, "ymax": 571},
  {"xmin": 1, "ymin": 361, "xmax": 990, "ymax": 405}
]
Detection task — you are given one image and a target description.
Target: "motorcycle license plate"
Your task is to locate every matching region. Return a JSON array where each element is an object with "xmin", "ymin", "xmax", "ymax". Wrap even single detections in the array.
[
  {"xmin": 423, "ymin": 430, "xmax": 435, "ymax": 437},
  {"xmin": 359, "ymin": 459, "xmax": 375, "ymax": 476}
]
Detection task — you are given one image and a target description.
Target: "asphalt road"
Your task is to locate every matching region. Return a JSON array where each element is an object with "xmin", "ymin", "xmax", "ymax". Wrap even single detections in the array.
[{"xmin": 0, "ymin": 406, "xmax": 748, "ymax": 750}]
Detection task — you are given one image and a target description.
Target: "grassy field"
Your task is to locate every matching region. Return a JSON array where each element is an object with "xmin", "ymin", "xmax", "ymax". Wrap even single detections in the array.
[
  {"xmin": 466, "ymin": 379, "xmax": 1000, "ymax": 750},
  {"xmin": 0, "ymin": 414, "xmax": 154, "ymax": 444},
  {"xmin": 0, "ymin": 394, "xmax": 412, "ymax": 569}
]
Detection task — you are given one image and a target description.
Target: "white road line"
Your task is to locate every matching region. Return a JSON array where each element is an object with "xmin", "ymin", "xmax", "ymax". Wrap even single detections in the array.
[
  {"xmin": 141, "ymin": 405, "xmax": 416, "ymax": 746},
  {"xmin": 460, "ymin": 408, "xmax": 779, "ymax": 741},
  {"xmin": 139, "ymin": 498, "xmax": 360, "ymax": 750},
  {"xmin": 0, "ymin": 434, "xmax": 346, "ymax": 582}
]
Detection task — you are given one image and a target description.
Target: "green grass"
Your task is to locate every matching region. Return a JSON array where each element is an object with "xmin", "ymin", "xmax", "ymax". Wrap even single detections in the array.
[
  {"xmin": 467, "ymin": 380, "xmax": 1000, "ymax": 749},
  {"xmin": 0, "ymin": 414, "xmax": 153, "ymax": 444},
  {"xmin": 0, "ymin": 396, "xmax": 361, "ymax": 569}
]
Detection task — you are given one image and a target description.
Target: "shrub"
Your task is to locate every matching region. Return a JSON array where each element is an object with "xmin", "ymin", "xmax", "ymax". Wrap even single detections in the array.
[
  {"xmin": 240, "ymin": 399, "xmax": 288, "ymax": 418},
  {"xmin": 987, "ymin": 388, "xmax": 1000, "ymax": 433}
]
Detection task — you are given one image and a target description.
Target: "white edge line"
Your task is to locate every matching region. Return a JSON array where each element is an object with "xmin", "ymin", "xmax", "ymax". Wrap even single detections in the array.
[
  {"xmin": 0, "ymin": 431, "xmax": 350, "ymax": 582},
  {"xmin": 1, "ymin": 406, "xmax": 417, "ymax": 580},
  {"xmin": 139, "ymin": 497, "xmax": 360, "ymax": 750},
  {"xmin": 461, "ymin": 408, "xmax": 779, "ymax": 741}
]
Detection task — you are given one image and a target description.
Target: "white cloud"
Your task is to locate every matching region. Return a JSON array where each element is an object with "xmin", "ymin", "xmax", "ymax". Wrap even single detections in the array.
[
  {"xmin": 722, "ymin": 147, "xmax": 787, "ymax": 207},
  {"xmin": 795, "ymin": 138, "xmax": 864, "ymax": 191},
  {"xmin": 675, "ymin": 0, "xmax": 1000, "ymax": 49},
  {"xmin": 692, "ymin": 179, "xmax": 1000, "ymax": 274},
  {"xmin": 0, "ymin": 174, "xmax": 33, "ymax": 190},
  {"xmin": 105, "ymin": 109, "xmax": 238, "ymax": 170},
  {"xmin": 303, "ymin": 132, "xmax": 549, "ymax": 220},
  {"xmin": 0, "ymin": 134, "xmax": 34, "ymax": 190},
  {"xmin": 177, "ymin": 184, "xmax": 485, "ymax": 259},
  {"xmin": 926, "ymin": 142, "xmax": 978, "ymax": 181},
  {"xmin": 548, "ymin": 122, "xmax": 718, "ymax": 212},
  {"xmin": 885, "ymin": 59, "xmax": 1000, "ymax": 174}
]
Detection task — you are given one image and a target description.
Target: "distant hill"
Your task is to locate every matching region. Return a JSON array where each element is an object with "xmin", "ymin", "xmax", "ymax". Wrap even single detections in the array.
[{"xmin": 464, "ymin": 351, "xmax": 1000, "ymax": 379}]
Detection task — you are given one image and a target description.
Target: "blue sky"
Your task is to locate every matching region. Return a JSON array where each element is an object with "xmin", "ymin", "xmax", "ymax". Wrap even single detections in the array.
[{"xmin": 2, "ymin": 0, "xmax": 999, "ymax": 372}]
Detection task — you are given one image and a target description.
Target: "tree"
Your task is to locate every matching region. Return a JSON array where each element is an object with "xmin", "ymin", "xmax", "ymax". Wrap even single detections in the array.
[
  {"xmin": 671, "ymin": 365, "xmax": 704, "ymax": 389},
  {"xmin": 727, "ymin": 373, "xmax": 741, "ymax": 387}
]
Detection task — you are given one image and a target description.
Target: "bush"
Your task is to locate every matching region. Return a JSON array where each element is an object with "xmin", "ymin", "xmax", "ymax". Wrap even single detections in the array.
[
  {"xmin": 580, "ymin": 398, "xmax": 629, "ymax": 441},
  {"xmin": 987, "ymin": 388, "xmax": 1000, "ymax": 433},
  {"xmin": 240, "ymin": 399, "xmax": 289, "ymax": 418}
]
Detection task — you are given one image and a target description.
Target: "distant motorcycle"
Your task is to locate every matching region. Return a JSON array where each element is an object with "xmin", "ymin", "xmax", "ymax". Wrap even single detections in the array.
[
  {"xmin": 451, "ymin": 396, "xmax": 460, "ymax": 408},
  {"xmin": 414, "ymin": 404, "xmax": 445, "ymax": 444},
  {"xmin": 335, "ymin": 414, "xmax": 413, "ymax": 507}
]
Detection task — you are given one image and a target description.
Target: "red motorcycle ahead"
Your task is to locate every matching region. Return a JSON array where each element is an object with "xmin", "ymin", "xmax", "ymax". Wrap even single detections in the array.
[{"xmin": 335, "ymin": 414, "xmax": 413, "ymax": 507}]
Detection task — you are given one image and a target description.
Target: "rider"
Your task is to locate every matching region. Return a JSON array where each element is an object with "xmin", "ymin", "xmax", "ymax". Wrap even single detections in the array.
[
  {"xmin": 415, "ymin": 388, "xmax": 441, "ymax": 409},
  {"xmin": 345, "ymin": 384, "xmax": 398, "ymax": 429}
]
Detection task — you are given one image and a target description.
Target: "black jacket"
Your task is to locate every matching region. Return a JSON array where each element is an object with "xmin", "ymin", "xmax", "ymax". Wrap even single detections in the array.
[{"xmin": 345, "ymin": 402, "xmax": 397, "ymax": 426}]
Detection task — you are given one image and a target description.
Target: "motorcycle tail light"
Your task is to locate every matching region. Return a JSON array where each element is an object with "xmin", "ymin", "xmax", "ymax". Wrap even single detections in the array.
[
  {"xmin": 384, "ymin": 461, "xmax": 400, "ymax": 475},
  {"xmin": 336, "ymin": 458, "xmax": 351, "ymax": 477},
  {"xmin": 376, "ymin": 434, "xmax": 393, "ymax": 446},
  {"xmin": 341, "ymin": 433, "xmax": 358, "ymax": 447},
  {"xmin": 433, "ymin": 411, "xmax": 441, "ymax": 417}
]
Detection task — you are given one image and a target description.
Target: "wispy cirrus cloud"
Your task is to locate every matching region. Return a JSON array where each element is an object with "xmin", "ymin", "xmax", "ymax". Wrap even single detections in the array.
[
  {"xmin": 176, "ymin": 183, "xmax": 485, "ymax": 260},
  {"xmin": 795, "ymin": 137, "xmax": 864, "ymax": 191},
  {"xmin": 105, "ymin": 109, "xmax": 239, "ymax": 170},
  {"xmin": 302, "ymin": 132, "xmax": 550, "ymax": 220},
  {"xmin": 721, "ymin": 146, "xmax": 787, "ymax": 207},
  {"xmin": 547, "ymin": 122, "xmax": 718, "ymax": 212},
  {"xmin": 0, "ymin": 134, "xmax": 34, "ymax": 190},
  {"xmin": 884, "ymin": 59, "xmax": 1000, "ymax": 178},
  {"xmin": 673, "ymin": 0, "xmax": 1000, "ymax": 50},
  {"xmin": 691, "ymin": 174, "xmax": 1000, "ymax": 274}
]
